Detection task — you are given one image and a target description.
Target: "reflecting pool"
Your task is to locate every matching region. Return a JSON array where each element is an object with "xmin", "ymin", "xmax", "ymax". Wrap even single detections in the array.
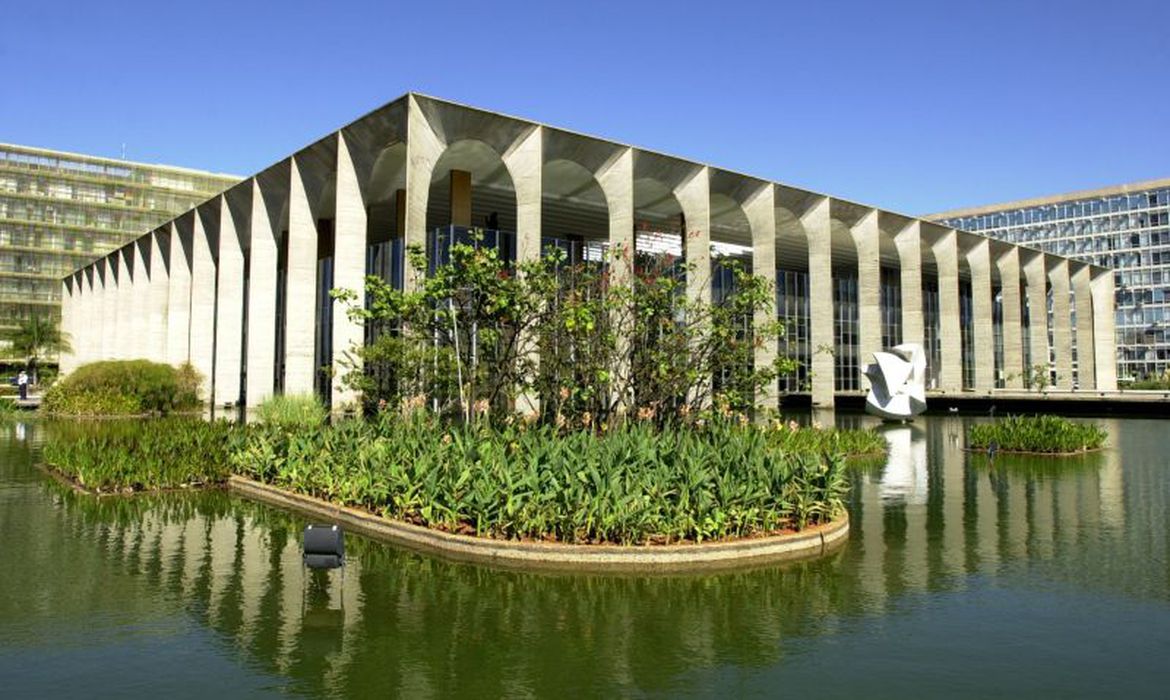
[{"xmin": 1, "ymin": 416, "xmax": 1167, "ymax": 697}]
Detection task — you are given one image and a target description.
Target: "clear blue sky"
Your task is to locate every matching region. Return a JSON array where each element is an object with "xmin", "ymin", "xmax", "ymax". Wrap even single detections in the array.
[{"xmin": 4, "ymin": 0, "xmax": 1167, "ymax": 215}]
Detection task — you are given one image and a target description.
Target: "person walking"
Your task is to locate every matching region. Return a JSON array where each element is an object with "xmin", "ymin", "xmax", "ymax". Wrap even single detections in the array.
[{"xmin": 17, "ymin": 370, "xmax": 27, "ymax": 401}]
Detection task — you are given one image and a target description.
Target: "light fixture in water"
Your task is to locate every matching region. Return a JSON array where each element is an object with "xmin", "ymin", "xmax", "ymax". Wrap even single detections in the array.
[{"xmin": 303, "ymin": 524, "xmax": 345, "ymax": 570}]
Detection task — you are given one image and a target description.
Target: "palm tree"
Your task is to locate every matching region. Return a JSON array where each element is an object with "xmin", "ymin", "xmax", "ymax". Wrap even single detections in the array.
[{"xmin": 8, "ymin": 314, "xmax": 71, "ymax": 385}]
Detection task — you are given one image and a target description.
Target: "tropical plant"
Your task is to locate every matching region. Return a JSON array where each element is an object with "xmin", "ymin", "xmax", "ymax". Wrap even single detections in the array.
[
  {"xmin": 967, "ymin": 414, "xmax": 1107, "ymax": 454},
  {"xmin": 8, "ymin": 314, "xmax": 71, "ymax": 384},
  {"xmin": 254, "ymin": 393, "xmax": 328, "ymax": 429},
  {"xmin": 43, "ymin": 418, "xmax": 234, "ymax": 493},
  {"xmin": 231, "ymin": 409, "xmax": 856, "ymax": 544},
  {"xmin": 1023, "ymin": 364, "xmax": 1051, "ymax": 391}
]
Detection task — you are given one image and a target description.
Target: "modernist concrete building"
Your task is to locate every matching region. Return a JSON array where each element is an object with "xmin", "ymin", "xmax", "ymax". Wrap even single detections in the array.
[
  {"xmin": 0, "ymin": 144, "xmax": 238, "ymax": 360},
  {"xmin": 58, "ymin": 94, "xmax": 1117, "ymax": 409},
  {"xmin": 931, "ymin": 179, "xmax": 1170, "ymax": 382}
]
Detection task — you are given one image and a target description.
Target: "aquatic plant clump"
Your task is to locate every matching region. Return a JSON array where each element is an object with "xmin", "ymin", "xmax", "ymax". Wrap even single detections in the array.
[
  {"xmin": 967, "ymin": 414, "xmax": 1107, "ymax": 455},
  {"xmin": 43, "ymin": 419, "xmax": 235, "ymax": 493},
  {"xmin": 231, "ymin": 413, "xmax": 855, "ymax": 545},
  {"xmin": 765, "ymin": 419, "xmax": 887, "ymax": 459},
  {"xmin": 253, "ymin": 393, "xmax": 328, "ymax": 429}
]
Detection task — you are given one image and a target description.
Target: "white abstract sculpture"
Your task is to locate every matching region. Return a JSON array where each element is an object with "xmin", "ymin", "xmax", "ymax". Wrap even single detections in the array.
[{"xmin": 864, "ymin": 343, "xmax": 927, "ymax": 420}]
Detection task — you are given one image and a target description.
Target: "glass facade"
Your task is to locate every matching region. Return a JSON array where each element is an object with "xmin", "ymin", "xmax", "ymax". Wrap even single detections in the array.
[
  {"xmin": 833, "ymin": 273, "xmax": 859, "ymax": 391},
  {"xmin": 776, "ymin": 269, "xmax": 810, "ymax": 393},
  {"xmin": 938, "ymin": 183, "xmax": 1170, "ymax": 380},
  {"xmin": 879, "ymin": 267, "xmax": 902, "ymax": 349},
  {"xmin": 922, "ymin": 277, "xmax": 941, "ymax": 388},
  {"xmin": 959, "ymin": 280, "xmax": 974, "ymax": 390},
  {"xmin": 0, "ymin": 143, "xmax": 237, "ymax": 360},
  {"xmin": 992, "ymin": 286, "xmax": 1005, "ymax": 388}
]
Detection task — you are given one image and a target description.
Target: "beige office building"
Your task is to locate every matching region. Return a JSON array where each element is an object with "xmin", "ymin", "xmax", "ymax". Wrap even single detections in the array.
[{"xmin": 0, "ymin": 144, "xmax": 237, "ymax": 361}]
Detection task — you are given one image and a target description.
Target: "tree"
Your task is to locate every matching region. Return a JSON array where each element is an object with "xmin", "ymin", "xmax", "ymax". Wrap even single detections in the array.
[
  {"xmin": 9, "ymin": 314, "xmax": 71, "ymax": 384},
  {"xmin": 334, "ymin": 231, "xmax": 794, "ymax": 425}
]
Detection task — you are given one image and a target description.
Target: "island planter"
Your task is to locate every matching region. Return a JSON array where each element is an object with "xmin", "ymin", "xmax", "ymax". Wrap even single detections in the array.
[{"xmin": 228, "ymin": 475, "xmax": 849, "ymax": 574}]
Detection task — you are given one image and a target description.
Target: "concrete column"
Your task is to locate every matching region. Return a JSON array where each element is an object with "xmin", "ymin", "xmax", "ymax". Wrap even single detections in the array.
[
  {"xmin": 72, "ymin": 272, "xmax": 84, "ymax": 367},
  {"xmin": 803, "ymin": 197, "xmax": 834, "ymax": 407},
  {"xmin": 1071, "ymin": 263, "xmax": 1095, "ymax": 390},
  {"xmin": 676, "ymin": 166, "xmax": 712, "ymax": 308},
  {"xmin": 87, "ymin": 266, "xmax": 101, "ymax": 363},
  {"xmin": 995, "ymin": 247, "xmax": 1023, "ymax": 389},
  {"xmin": 215, "ymin": 194, "xmax": 246, "ymax": 407},
  {"xmin": 131, "ymin": 238, "xmax": 150, "ymax": 359},
  {"xmin": 965, "ymin": 238, "xmax": 995, "ymax": 390},
  {"xmin": 502, "ymin": 126, "xmax": 543, "ymax": 413},
  {"xmin": 246, "ymin": 178, "xmax": 279, "ymax": 407},
  {"xmin": 285, "ymin": 156, "xmax": 318, "ymax": 395},
  {"xmin": 598, "ymin": 149, "xmax": 634, "ymax": 288},
  {"xmin": 167, "ymin": 219, "xmax": 193, "ymax": 366},
  {"xmin": 931, "ymin": 229, "xmax": 962, "ymax": 391},
  {"xmin": 894, "ymin": 221, "xmax": 924, "ymax": 348},
  {"xmin": 76, "ymin": 268, "xmax": 92, "ymax": 366},
  {"xmin": 449, "ymin": 170, "xmax": 471, "ymax": 227},
  {"xmin": 850, "ymin": 208, "xmax": 880, "ymax": 388},
  {"xmin": 59, "ymin": 277, "xmax": 76, "ymax": 374},
  {"xmin": 505, "ymin": 126, "xmax": 543, "ymax": 266},
  {"xmin": 1090, "ymin": 269, "xmax": 1118, "ymax": 390},
  {"xmin": 148, "ymin": 229, "xmax": 170, "ymax": 363},
  {"xmin": 597, "ymin": 147, "xmax": 634, "ymax": 410},
  {"xmin": 1048, "ymin": 257, "xmax": 1072, "ymax": 389},
  {"xmin": 82, "ymin": 267, "xmax": 96, "ymax": 365},
  {"xmin": 115, "ymin": 247, "xmax": 134, "ymax": 360},
  {"xmin": 332, "ymin": 131, "xmax": 368, "ymax": 409},
  {"xmin": 98, "ymin": 258, "xmax": 115, "ymax": 360},
  {"xmin": 85, "ymin": 267, "xmax": 98, "ymax": 364},
  {"xmin": 404, "ymin": 95, "xmax": 445, "ymax": 291},
  {"xmin": 1021, "ymin": 251, "xmax": 1049, "ymax": 387},
  {"xmin": 676, "ymin": 166, "xmax": 711, "ymax": 406},
  {"xmin": 745, "ymin": 184, "xmax": 778, "ymax": 412},
  {"xmin": 191, "ymin": 207, "xmax": 218, "ymax": 400}
]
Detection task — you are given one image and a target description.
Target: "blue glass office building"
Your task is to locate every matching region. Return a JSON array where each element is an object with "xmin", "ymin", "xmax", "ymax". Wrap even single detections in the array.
[{"xmin": 933, "ymin": 180, "xmax": 1170, "ymax": 382}]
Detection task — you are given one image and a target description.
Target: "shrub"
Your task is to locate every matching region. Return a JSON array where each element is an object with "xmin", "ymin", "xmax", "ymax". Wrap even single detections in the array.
[
  {"xmin": 42, "ymin": 418, "xmax": 234, "ymax": 493},
  {"xmin": 253, "ymin": 393, "xmax": 328, "ymax": 429},
  {"xmin": 1120, "ymin": 373, "xmax": 1170, "ymax": 390},
  {"xmin": 42, "ymin": 360, "xmax": 203, "ymax": 416},
  {"xmin": 334, "ymin": 237, "xmax": 795, "ymax": 422},
  {"xmin": 967, "ymin": 414, "xmax": 1107, "ymax": 454}
]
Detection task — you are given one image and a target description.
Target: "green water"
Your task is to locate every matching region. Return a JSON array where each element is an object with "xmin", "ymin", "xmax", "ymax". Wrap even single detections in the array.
[{"xmin": 1, "ymin": 416, "xmax": 1167, "ymax": 698}]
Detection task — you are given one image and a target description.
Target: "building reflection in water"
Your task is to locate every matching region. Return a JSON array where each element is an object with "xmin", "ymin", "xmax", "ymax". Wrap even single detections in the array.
[{"xmin": 6, "ymin": 416, "xmax": 1167, "ymax": 696}]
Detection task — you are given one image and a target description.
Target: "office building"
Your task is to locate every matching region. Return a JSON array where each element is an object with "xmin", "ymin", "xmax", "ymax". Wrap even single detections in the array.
[
  {"xmin": 932, "ymin": 179, "xmax": 1170, "ymax": 382},
  {"xmin": 58, "ymin": 94, "xmax": 1116, "ymax": 409},
  {"xmin": 0, "ymin": 143, "xmax": 237, "ymax": 359}
]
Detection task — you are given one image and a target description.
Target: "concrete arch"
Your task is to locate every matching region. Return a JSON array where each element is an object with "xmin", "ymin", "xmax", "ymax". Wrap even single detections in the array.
[
  {"xmin": 632, "ymin": 151, "xmax": 702, "ymax": 252},
  {"xmin": 542, "ymin": 128, "xmax": 631, "ymax": 267},
  {"xmin": 541, "ymin": 157, "xmax": 608, "ymax": 250},
  {"xmin": 426, "ymin": 138, "xmax": 519, "ymax": 235},
  {"xmin": 710, "ymin": 193, "xmax": 751, "ymax": 247}
]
